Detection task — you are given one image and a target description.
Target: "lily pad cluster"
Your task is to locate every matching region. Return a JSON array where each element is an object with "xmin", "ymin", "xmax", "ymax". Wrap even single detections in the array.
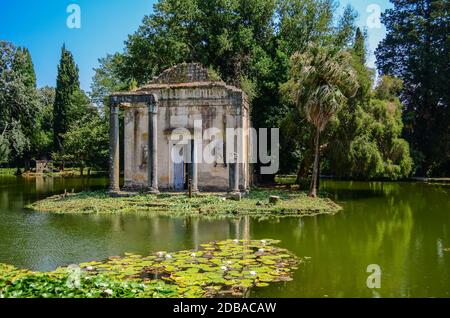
[{"xmin": 0, "ymin": 239, "xmax": 300, "ymax": 298}]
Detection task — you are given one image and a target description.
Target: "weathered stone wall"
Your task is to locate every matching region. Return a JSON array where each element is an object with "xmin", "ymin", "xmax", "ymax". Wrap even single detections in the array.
[{"xmin": 123, "ymin": 84, "xmax": 250, "ymax": 191}]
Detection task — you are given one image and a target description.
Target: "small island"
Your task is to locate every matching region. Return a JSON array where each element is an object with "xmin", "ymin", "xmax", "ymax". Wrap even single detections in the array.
[{"xmin": 27, "ymin": 189, "xmax": 341, "ymax": 218}]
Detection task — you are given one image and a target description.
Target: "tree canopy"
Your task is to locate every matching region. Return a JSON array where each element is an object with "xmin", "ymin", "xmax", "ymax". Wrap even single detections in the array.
[{"xmin": 376, "ymin": 0, "xmax": 450, "ymax": 176}]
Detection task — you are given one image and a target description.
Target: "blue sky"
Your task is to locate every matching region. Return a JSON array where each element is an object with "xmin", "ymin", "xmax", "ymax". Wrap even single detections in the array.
[{"xmin": 0, "ymin": 0, "xmax": 392, "ymax": 92}]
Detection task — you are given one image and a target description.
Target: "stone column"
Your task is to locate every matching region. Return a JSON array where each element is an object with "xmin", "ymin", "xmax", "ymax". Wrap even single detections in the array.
[
  {"xmin": 148, "ymin": 101, "xmax": 159, "ymax": 193},
  {"xmin": 232, "ymin": 107, "xmax": 241, "ymax": 196},
  {"xmin": 231, "ymin": 106, "xmax": 242, "ymax": 200},
  {"xmin": 123, "ymin": 109, "xmax": 135, "ymax": 189},
  {"xmin": 109, "ymin": 100, "xmax": 120, "ymax": 193},
  {"xmin": 191, "ymin": 139, "xmax": 199, "ymax": 193}
]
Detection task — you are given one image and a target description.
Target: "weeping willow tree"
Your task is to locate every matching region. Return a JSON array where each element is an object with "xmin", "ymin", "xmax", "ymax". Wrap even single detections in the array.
[{"xmin": 282, "ymin": 44, "xmax": 359, "ymax": 197}]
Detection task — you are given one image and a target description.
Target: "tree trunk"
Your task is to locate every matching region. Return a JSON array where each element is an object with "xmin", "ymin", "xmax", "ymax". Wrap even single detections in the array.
[
  {"xmin": 317, "ymin": 155, "xmax": 321, "ymax": 190},
  {"xmin": 296, "ymin": 153, "xmax": 311, "ymax": 184},
  {"xmin": 24, "ymin": 157, "xmax": 31, "ymax": 172},
  {"xmin": 309, "ymin": 127, "xmax": 320, "ymax": 198}
]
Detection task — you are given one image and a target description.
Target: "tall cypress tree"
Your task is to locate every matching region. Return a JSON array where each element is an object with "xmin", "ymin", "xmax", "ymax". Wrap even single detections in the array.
[
  {"xmin": 353, "ymin": 27, "xmax": 366, "ymax": 64},
  {"xmin": 12, "ymin": 47, "xmax": 37, "ymax": 89},
  {"xmin": 22, "ymin": 48, "xmax": 36, "ymax": 89},
  {"xmin": 53, "ymin": 45, "xmax": 80, "ymax": 151}
]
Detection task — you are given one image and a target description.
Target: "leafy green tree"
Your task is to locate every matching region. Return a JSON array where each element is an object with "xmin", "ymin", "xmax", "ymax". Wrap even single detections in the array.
[
  {"xmin": 277, "ymin": 1, "xmax": 356, "ymax": 55},
  {"xmin": 0, "ymin": 41, "xmax": 40, "ymax": 169},
  {"xmin": 376, "ymin": 0, "xmax": 450, "ymax": 176},
  {"xmin": 55, "ymin": 112, "xmax": 109, "ymax": 175},
  {"xmin": 11, "ymin": 47, "xmax": 40, "ymax": 170},
  {"xmin": 53, "ymin": 45, "xmax": 81, "ymax": 151},
  {"xmin": 323, "ymin": 28, "xmax": 374, "ymax": 177},
  {"xmin": 0, "ymin": 128, "xmax": 10, "ymax": 165},
  {"xmin": 324, "ymin": 30, "xmax": 413, "ymax": 180},
  {"xmin": 373, "ymin": 75, "xmax": 403, "ymax": 101},
  {"xmin": 91, "ymin": 53, "xmax": 130, "ymax": 107},
  {"xmin": 352, "ymin": 27, "xmax": 367, "ymax": 64},
  {"xmin": 273, "ymin": 0, "xmax": 358, "ymax": 180},
  {"xmin": 282, "ymin": 44, "xmax": 359, "ymax": 197},
  {"xmin": 29, "ymin": 87, "xmax": 55, "ymax": 160},
  {"xmin": 12, "ymin": 47, "xmax": 36, "ymax": 89},
  {"xmin": 345, "ymin": 96, "xmax": 413, "ymax": 179}
]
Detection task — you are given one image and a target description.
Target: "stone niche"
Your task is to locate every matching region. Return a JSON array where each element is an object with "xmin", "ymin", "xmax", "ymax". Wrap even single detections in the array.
[{"xmin": 35, "ymin": 160, "xmax": 50, "ymax": 174}]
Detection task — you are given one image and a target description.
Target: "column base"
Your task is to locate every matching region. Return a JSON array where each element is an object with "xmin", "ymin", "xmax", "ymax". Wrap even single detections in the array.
[
  {"xmin": 146, "ymin": 187, "xmax": 160, "ymax": 195},
  {"xmin": 187, "ymin": 189, "xmax": 200, "ymax": 197},
  {"xmin": 227, "ymin": 191, "xmax": 242, "ymax": 201},
  {"xmin": 108, "ymin": 190, "xmax": 121, "ymax": 197}
]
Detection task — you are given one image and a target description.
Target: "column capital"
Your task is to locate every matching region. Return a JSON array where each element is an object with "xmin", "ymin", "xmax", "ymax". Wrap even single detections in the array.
[
  {"xmin": 147, "ymin": 102, "xmax": 158, "ymax": 114},
  {"xmin": 109, "ymin": 93, "xmax": 158, "ymax": 107},
  {"xmin": 235, "ymin": 105, "xmax": 242, "ymax": 116}
]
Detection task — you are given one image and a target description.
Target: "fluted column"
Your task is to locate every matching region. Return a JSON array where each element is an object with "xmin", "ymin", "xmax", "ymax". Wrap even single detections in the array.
[
  {"xmin": 191, "ymin": 139, "xmax": 199, "ymax": 193},
  {"xmin": 148, "ymin": 101, "xmax": 159, "ymax": 193},
  {"xmin": 232, "ymin": 108, "xmax": 241, "ymax": 194},
  {"xmin": 109, "ymin": 100, "xmax": 120, "ymax": 193}
]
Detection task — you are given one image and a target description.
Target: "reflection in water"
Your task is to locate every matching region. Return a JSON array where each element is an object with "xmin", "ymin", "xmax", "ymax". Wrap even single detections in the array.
[
  {"xmin": 0, "ymin": 176, "xmax": 449, "ymax": 297},
  {"xmin": 35, "ymin": 176, "xmax": 54, "ymax": 194}
]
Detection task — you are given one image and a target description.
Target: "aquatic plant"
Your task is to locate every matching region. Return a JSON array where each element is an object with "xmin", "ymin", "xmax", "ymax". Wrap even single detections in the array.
[{"xmin": 0, "ymin": 239, "xmax": 301, "ymax": 298}]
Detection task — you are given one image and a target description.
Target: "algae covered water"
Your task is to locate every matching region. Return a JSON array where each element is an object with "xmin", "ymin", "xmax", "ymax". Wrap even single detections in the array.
[{"xmin": 0, "ymin": 175, "xmax": 449, "ymax": 297}]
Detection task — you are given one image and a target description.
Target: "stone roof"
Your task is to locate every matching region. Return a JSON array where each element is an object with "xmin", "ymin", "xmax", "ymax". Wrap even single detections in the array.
[
  {"xmin": 114, "ymin": 63, "xmax": 248, "ymax": 105},
  {"xmin": 149, "ymin": 63, "xmax": 222, "ymax": 84},
  {"xmin": 136, "ymin": 62, "xmax": 237, "ymax": 91}
]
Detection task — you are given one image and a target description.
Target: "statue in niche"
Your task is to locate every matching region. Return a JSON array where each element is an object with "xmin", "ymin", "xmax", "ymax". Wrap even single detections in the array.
[{"xmin": 140, "ymin": 145, "xmax": 148, "ymax": 169}]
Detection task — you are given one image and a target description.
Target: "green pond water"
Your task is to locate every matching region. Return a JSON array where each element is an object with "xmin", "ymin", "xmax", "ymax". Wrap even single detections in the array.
[{"xmin": 0, "ymin": 175, "xmax": 449, "ymax": 298}]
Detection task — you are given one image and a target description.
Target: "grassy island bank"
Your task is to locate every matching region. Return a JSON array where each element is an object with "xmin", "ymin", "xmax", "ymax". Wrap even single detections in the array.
[{"xmin": 27, "ymin": 189, "xmax": 341, "ymax": 218}]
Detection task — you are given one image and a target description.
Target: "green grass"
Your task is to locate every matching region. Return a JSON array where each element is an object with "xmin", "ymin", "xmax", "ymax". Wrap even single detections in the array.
[
  {"xmin": 27, "ymin": 188, "xmax": 341, "ymax": 218},
  {"xmin": 25, "ymin": 168, "xmax": 107, "ymax": 177},
  {"xmin": 0, "ymin": 168, "xmax": 16, "ymax": 175},
  {"xmin": 275, "ymin": 175, "xmax": 297, "ymax": 185},
  {"xmin": 0, "ymin": 167, "xmax": 107, "ymax": 177}
]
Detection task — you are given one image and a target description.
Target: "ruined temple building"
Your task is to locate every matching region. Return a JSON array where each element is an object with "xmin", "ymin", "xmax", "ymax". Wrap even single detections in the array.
[{"xmin": 108, "ymin": 63, "xmax": 251, "ymax": 194}]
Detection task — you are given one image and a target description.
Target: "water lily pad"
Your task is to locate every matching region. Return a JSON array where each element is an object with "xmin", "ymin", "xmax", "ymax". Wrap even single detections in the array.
[{"xmin": 0, "ymin": 239, "xmax": 301, "ymax": 298}]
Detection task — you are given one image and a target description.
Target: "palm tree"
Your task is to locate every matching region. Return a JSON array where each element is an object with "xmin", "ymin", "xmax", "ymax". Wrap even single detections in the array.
[{"xmin": 287, "ymin": 44, "xmax": 359, "ymax": 197}]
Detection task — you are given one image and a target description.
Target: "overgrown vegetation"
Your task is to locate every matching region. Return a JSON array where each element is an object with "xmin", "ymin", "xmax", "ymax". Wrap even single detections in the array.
[
  {"xmin": 0, "ymin": 239, "xmax": 301, "ymax": 298},
  {"xmin": 27, "ymin": 189, "xmax": 341, "ymax": 217}
]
